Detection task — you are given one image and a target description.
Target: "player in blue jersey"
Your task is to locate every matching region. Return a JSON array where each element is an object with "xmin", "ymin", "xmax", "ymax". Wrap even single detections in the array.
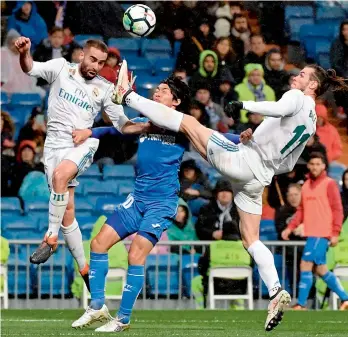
[{"xmin": 71, "ymin": 76, "xmax": 249, "ymax": 332}]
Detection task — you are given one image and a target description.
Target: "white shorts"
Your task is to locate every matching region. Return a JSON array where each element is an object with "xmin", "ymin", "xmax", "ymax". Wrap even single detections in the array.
[
  {"xmin": 207, "ymin": 132, "xmax": 264, "ymax": 215},
  {"xmin": 43, "ymin": 138, "xmax": 99, "ymax": 189}
]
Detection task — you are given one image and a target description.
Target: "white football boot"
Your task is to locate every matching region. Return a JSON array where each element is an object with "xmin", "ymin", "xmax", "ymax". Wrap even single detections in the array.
[
  {"xmin": 265, "ymin": 289, "xmax": 291, "ymax": 332},
  {"xmin": 72, "ymin": 305, "xmax": 112, "ymax": 329},
  {"xmin": 95, "ymin": 316, "xmax": 130, "ymax": 333}
]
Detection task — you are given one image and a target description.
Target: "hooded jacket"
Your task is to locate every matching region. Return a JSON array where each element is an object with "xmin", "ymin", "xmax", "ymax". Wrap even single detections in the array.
[
  {"xmin": 234, "ymin": 63, "xmax": 276, "ymax": 123},
  {"xmin": 7, "ymin": 1, "xmax": 48, "ymax": 50},
  {"xmin": 315, "ymin": 104, "xmax": 342, "ymax": 163}
]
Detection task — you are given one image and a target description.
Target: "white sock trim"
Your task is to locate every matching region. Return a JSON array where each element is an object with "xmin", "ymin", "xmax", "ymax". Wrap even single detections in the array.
[{"xmin": 61, "ymin": 218, "xmax": 79, "ymax": 234}]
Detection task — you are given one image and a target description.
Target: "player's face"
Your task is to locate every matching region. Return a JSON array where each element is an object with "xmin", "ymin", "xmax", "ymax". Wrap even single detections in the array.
[
  {"xmin": 80, "ymin": 47, "xmax": 107, "ymax": 80},
  {"xmin": 203, "ymin": 56, "xmax": 215, "ymax": 73},
  {"xmin": 234, "ymin": 17, "xmax": 248, "ymax": 33},
  {"xmin": 248, "ymin": 70, "xmax": 263, "ymax": 86},
  {"xmin": 50, "ymin": 31, "xmax": 64, "ymax": 49},
  {"xmin": 307, "ymin": 158, "xmax": 326, "ymax": 177},
  {"xmin": 291, "ymin": 67, "xmax": 317, "ymax": 93},
  {"xmin": 217, "ymin": 191, "xmax": 233, "ymax": 206},
  {"xmin": 153, "ymin": 83, "xmax": 180, "ymax": 108},
  {"xmin": 287, "ymin": 187, "xmax": 301, "ymax": 207}
]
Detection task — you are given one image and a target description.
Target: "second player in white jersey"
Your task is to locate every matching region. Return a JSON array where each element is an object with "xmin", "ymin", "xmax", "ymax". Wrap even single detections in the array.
[{"xmin": 28, "ymin": 57, "xmax": 128, "ymax": 148}]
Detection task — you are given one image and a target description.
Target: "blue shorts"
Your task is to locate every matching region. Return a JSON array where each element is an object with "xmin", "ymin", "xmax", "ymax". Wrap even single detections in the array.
[
  {"xmin": 106, "ymin": 193, "xmax": 178, "ymax": 245},
  {"xmin": 302, "ymin": 237, "xmax": 329, "ymax": 265}
]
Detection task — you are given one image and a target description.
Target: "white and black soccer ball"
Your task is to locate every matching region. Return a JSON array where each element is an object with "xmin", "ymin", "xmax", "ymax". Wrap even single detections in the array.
[{"xmin": 123, "ymin": 4, "xmax": 156, "ymax": 38}]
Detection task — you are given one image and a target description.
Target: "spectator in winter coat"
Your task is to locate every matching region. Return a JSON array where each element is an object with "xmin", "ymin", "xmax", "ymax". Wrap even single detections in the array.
[
  {"xmin": 244, "ymin": 34, "xmax": 267, "ymax": 66},
  {"xmin": 213, "ymin": 78, "xmax": 238, "ymax": 110},
  {"xmin": 189, "ymin": 50, "xmax": 234, "ymax": 98},
  {"xmin": 330, "ymin": 20, "xmax": 348, "ymax": 78},
  {"xmin": 195, "ymin": 179, "xmax": 240, "ymax": 241},
  {"xmin": 188, "ymin": 100, "xmax": 211, "ymax": 128},
  {"xmin": 230, "ymin": 13, "xmax": 251, "ymax": 58},
  {"xmin": 1, "ymin": 29, "xmax": 45, "ymax": 97},
  {"xmin": 315, "ymin": 104, "xmax": 342, "ymax": 163},
  {"xmin": 264, "ymin": 49, "xmax": 289, "ymax": 100},
  {"xmin": 342, "ymin": 169, "xmax": 348, "ymax": 221},
  {"xmin": 234, "ymin": 63, "xmax": 276, "ymax": 123},
  {"xmin": 1, "ymin": 111, "xmax": 16, "ymax": 157},
  {"xmin": 7, "ymin": 1, "xmax": 48, "ymax": 51},
  {"xmin": 235, "ymin": 111, "xmax": 263, "ymax": 133}
]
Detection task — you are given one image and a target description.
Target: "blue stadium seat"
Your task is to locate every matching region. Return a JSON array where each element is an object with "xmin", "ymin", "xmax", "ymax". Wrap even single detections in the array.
[
  {"xmin": 288, "ymin": 18, "xmax": 314, "ymax": 41},
  {"xmin": 78, "ymin": 215, "xmax": 98, "ymax": 239},
  {"xmin": 77, "ymin": 164, "xmax": 102, "ymax": 185},
  {"xmin": 127, "ymin": 56, "xmax": 153, "ymax": 75},
  {"xmin": 118, "ymin": 180, "xmax": 135, "ymax": 196},
  {"xmin": 146, "ymin": 254, "xmax": 179, "ymax": 296},
  {"xmin": 300, "ymin": 23, "xmax": 336, "ymax": 41},
  {"xmin": 329, "ymin": 163, "xmax": 346, "ymax": 185},
  {"xmin": 141, "ymin": 38, "xmax": 172, "ymax": 57},
  {"xmin": 24, "ymin": 197, "xmax": 49, "ymax": 216},
  {"xmin": 75, "ymin": 183, "xmax": 84, "ymax": 196},
  {"xmin": 8, "ymin": 256, "xmax": 32, "ymax": 295},
  {"xmin": 75, "ymin": 197, "xmax": 94, "ymax": 217},
  {"xmin": 260, "ymin": 219, "xmax": 276, "ymax": 234},
  {"xmin": 144, "ymin": 52, "xmax": 173, "ymax": 62},
  {"xmin": 173, "ymin": 41, "xmax": 181, "ymax": 58},
  {"xmin": 1, "ymin": 91, "xmax": 10, "ymax": 111},
  {"xmin": 315, "ymin": 40, "xmax": 331, "ymax": 54},
  {"xmin": 154, "ymin": 58, "xmax": 175, "ymax": 76},
  {"xmin": 136, "ymin": 75, "xmax": 163, "ymax": 98},
  {"xmin": 103, "ymin": 165, "xmax": 135, "ymax": 180},
  {"xmin": 38, "ymin": 248, "xmax": 73, "ymax": 295},
  {"xmin": 303, "ymin": 37, "xmax": 330, "ymax": 59},
  {"xmin": 74, "ymin": 34, "xmax": 103, "ymax": 46},
  {"xmin": 124, "ymin": 106, "xmax": 140, "ymax": 119},
  {"xmin": 1, "ymin": 197, "xmax": 22, "ymax": 216},
  {"xmin": 108, "ymin": 38, "xmax": 140, "ymax": 57},
  {"xmin": 121, "ymin": 3, "xmax": 132, "ymax": 11},
  {"xmin": 182, "ymin": 254, "xmax": 200, "ymax": 297},
  {"xmin": 285, "ymin": 5, "xmax": 314, "ymax": 19},
  {"xmin": 1, "ymin": 215, "xmax": 38, "ymax": 232},
  {"xmin": 316, "ymin": 5, "xmax": 346, "ymax": 22},
  {"xmin": 95, "ymin": 196, "xmax": 126, "ymax": 215},
  {"xmin": 9, "ymin": 93, "xmax": 42, "ymax": 124},
  {"xmin": 85, "ymin": 180, "xmax": 119, "ymax": 205},
  {"xmin": 318, "ymin": 53, "xmax": 331, "ymax": 69}
]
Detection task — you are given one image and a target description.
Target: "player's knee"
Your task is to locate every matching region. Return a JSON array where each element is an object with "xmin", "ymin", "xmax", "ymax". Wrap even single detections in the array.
[
  {"xmin": 128, "ymin": 247, "xmax": 147, "ymax": 265},
  {"xmin": 300, "ymin": 260, "xmax": 313, "ymax": 271},
  {"xmin": 315, "ymin": 264, "xmax": 327, "ymax": 276},
  {"xmin": 52, "ymin": 167, "xmax": 69, "ymax": 189}
]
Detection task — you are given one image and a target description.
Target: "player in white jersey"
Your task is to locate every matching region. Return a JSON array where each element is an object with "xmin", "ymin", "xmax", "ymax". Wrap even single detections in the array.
[
  {"xmin": 113, "ymin": 61, "xmax": 348, "ymax": 331},
  {"xmin": 14, "ymin": 37, "xmax": 149, "ymax": 289}
]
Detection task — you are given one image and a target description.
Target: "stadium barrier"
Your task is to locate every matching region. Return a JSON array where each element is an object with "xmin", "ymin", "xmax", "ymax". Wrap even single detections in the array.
[{"xmin": 4, "ymin": 240, "xmax": 309, "ymax": 309}]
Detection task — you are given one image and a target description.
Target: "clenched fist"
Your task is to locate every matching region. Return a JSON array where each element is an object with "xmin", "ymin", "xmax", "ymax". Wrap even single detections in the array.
[
  {"xmin": 14, "ymin": 36, "xmax": 31, "ymax": 54},
  {"xmin": 225, "ymin": 101, "xmax": 243, "ymax": 119}
]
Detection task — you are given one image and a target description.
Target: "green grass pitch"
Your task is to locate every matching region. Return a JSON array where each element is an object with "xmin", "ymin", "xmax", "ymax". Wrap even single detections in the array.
[{"xmin": 1, "ymin": 310, "xmax": 348, "ymax": 336}]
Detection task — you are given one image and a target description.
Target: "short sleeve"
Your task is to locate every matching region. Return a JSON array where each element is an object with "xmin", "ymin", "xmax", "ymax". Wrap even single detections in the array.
[{"xmin": 27, "ymin": 58, "xmax": 66, "ymax": 84}]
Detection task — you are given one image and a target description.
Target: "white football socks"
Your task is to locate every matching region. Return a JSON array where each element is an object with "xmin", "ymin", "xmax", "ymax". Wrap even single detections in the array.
[
  {"xmin": 61, "ymin": 219, "xmax": 86, "ymax": 271},
  {"xmin": 47, "ymin": 190, "xmax": 69, "ymax": 237},
  {"xmin": 126, "ymin": 92, "xmax": 184, "ymax": 132},
  {"xmin": 247, "ymin": 240, "xmax": 281, "ymax": 298}
]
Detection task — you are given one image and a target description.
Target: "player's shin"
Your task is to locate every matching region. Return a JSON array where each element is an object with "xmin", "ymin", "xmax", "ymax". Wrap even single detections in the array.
[
  {"xmin": 117, "ymin": 265, "xmax": 144, "ymax": 324},
  {"xmin": 48, "ymin": 189, "xmax": 69, "ymax": 236},
  {"xmin": 89, "ymin": 252, "xmax": 109, "ymax": 310},
  {"xmin": 322, "ymin": 271, "xmax": 348, "ymax": 301},
  {"xmin": 297, "ymin": 271, "xmax": 313, "ymax": 306},
  {"xmin": 61, "ymin": 219, "xmax": 86, "ymax": 271},
  {"xmin": 125, "ymin": 92, "xmax": 183, "ymax": 132},
  {"xmin": 247, "ymin": 240, "xmax": 281, "ymax": 297}
]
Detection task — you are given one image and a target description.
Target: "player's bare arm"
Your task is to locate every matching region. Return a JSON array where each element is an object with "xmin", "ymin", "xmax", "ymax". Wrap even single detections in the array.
[{"xmin": 15, "ymin": 36, "xmax": 34, "ymax": 73}]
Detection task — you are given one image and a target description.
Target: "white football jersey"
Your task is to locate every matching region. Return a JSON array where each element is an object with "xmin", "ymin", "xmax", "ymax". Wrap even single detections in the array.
[
  {"xmin": 240, "ymin": 89, "xmax": 317, "ymax": 185},
  {"xmin": 28, "ymin": 58, "xmax": 128, "ymax": 148}
]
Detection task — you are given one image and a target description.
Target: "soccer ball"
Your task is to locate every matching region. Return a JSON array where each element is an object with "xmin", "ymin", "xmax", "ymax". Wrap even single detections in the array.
[{"xmin": 123, "ymin": 4, "xmax": 156, "ymax": 38}]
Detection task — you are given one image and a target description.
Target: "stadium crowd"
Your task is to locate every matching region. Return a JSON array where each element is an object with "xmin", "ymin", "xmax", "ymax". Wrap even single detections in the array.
[{"xmin": 1, "ymin": 1, "xmax": 348, "ymax": 307}]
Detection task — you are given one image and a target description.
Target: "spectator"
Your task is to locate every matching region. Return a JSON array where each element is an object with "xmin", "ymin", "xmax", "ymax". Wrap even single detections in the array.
[
  {"xmin": 195, "ymin": 179, "xmax": 240, "ymax": 241},
  {"xmin": 195, "ymin": 84, "xmax": 233, "ymax": 131},
  {"xmin": 235, "ymin": 111, "xmax": 263, "ymax": 133},
  {"xmin": 17, "ymin": 107, "xmax": 47, "ymax": 157},
  {"xmin": 1, "ymin": 111, "xmax": 16, "ymax": 157},
  {"xmin": 264, "ymin": 49, "xmax": 289, "ymax": 100},
  {"xmin": 234, "ymin": 63, "xmax": 276, "ymax": 123},
  {"xmin": 173, "ymin": 68, "xmax": 188, "ymax": 84},
  {"xmin": 11, "ymin": 140, "xmax": 44, "ymax": 195},
  {"xmin": 215, "ymin": 1, "xmax": 242, "ymax": 20},
  {"xmin": 244, "ymin": 34, "xmax": 267, "ymax": 66},
  {"xmin": 230, "ymin": 13, "xmax": 251, "ymax": 58},
  {"xmin": 342, "ymin": 169, "xmax": 348, "ymax": 220},
  {"xmin": 7, "ymin": 1, "xmax": 48, "ymax": 50},
  {"xmin": 66, "ymin": 43, "xmax": 83, "ymax": 64},
  {"xmin": 330, "ymin": 20, "xmax": 348, "ymax": 78},
  {"xmin": 213, "ymin": 37, "xmax": 243, "ymax": 83},
  {"xmin": 176, "ymin": 17, "xmax": 216, "ymax": 76},
  {"xmin": 315, "ymin": 104, "xmax": 342, "ymax": 163},
  {"xmin": 213, "ymin": 78, "xmax": 238, "ymax": 110},
  {"xmin": 189, "ymin": 50, "xmax": 233, "ymax": 99},
  {"xmin": 99, "ymin": 47, "xmax": 121, "ymax": 83},
  {"xmin": 1, "ymin": 29, "xmax": 45, "ymax": 97},
  {"xmin": 282, "ymin": 152, "xmax": 348, "ymax": 310},
  {"xmin": 188, "ymin": 100, "xmax": 210, "ymax": 127},
  {"xmin": 179, "ymin": 159, "xmax": 212, "ymax": 203},
  {"xmin": 275, "ymin": 184, "xmax": 303, "ymax": 241},
  {"xmin": 167, "ymin": 198, "xmax": 198, "ymax": 254}
]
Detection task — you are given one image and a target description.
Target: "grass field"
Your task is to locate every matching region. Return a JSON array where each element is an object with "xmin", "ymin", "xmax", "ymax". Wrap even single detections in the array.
[{"xmin": 1, "ymin": 310, "xmax": 348, "ymax": 336}]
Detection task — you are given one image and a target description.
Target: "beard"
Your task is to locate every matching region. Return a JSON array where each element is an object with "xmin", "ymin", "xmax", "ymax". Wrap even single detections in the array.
[{"xmin": 79, "ymin": 63, "xmax": 97, "ymax": 80}]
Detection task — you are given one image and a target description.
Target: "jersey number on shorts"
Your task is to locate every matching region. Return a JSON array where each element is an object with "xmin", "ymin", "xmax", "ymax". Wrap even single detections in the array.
[{"xmin": 280, "ymin": 125, "xmax": 310, "ymax": 158}]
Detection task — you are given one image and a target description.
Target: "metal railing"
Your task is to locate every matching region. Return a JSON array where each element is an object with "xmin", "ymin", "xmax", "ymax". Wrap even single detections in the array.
[{"xmin": 4, "ymin": 240, "xmax": 306, "ymax": 309}]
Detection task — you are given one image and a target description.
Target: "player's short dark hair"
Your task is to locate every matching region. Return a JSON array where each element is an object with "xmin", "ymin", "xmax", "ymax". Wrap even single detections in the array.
[
  {"xmin": 49, "ymin": 26, "xmax": 64, "ymax": 35},
  {"xmin": 84, "ymin": 39, "xmax": 108, "ymax": 54},
  {"xmin": 309, "ymin": 152, "xmax": 326, "ymax": 164},
  {"xmin": 161, "ymin": 76, "xmax": 191, "ymax": 112}
]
